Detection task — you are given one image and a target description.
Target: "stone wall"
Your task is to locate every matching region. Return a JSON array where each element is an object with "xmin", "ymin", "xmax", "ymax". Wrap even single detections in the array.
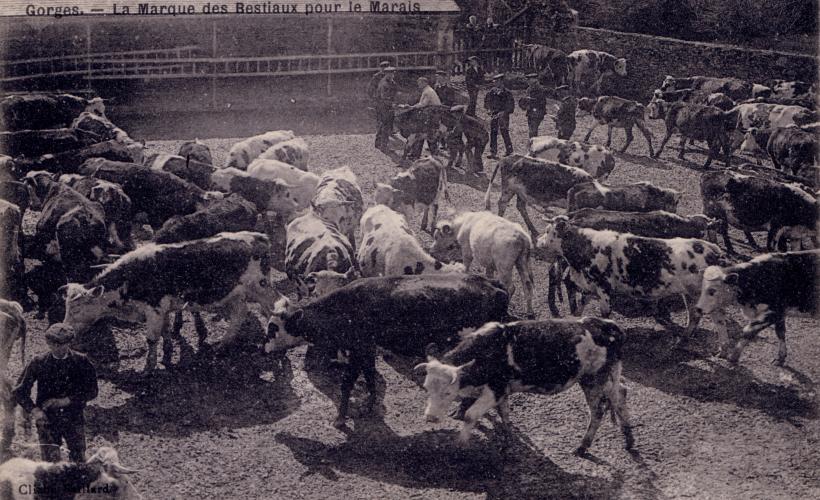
[{"xmin": 543, "ymin": 26, "xmax": 818, "ymax": 101}]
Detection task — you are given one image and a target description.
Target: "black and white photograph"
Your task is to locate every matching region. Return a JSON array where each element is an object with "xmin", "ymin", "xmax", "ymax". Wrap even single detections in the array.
[{"xmin": 0, "ymin": 0, "xmax": 818, "ymax": 498}]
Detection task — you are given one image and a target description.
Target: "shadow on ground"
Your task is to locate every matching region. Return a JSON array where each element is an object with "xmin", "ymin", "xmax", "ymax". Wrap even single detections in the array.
[
  {"xmin": 276, "ymin": 421, "xmax": 622, "ymax": 500},
  {"xmin": 622, "ymin": 326, "xmax": 817, "ymax": 423}
]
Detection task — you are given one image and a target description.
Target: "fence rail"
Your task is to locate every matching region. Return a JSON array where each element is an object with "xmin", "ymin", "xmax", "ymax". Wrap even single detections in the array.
[{"xmin": 1, "ymin": 45, "xmax": 537, "ymax": 84}]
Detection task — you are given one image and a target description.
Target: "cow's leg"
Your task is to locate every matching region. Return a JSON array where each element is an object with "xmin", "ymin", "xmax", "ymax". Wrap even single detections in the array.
[
  {"xmin": 143, "ymin": 311, "xmax": 166, "ymax": 373},
  {"xmin": 497, "ymin": 190, "xmax": 514, "ymax": 218},
  {"xmin": 169, "ymin": 310, "xmax": 195, "ymax": 364},
  {"xmin": 193, "ymin": 311, "xmax": 209, "ymax": 353},
  {"xmin": 655, "ymin": 130, "xmax": 673, "ymax": 159},
  {"xmin": 459, "ymin": 385, "xmax": 498, "ymax": 443},
  {"xmin": 765, "ymin": 225, "xmax": 779, "ymax": 251},
  {"xmin": 620, "ymin": 126, "xmax": 634, "ymax": 153},
  {"xmin": 429, "ymin": 202, "xmax": 439, "ymax": 233},
  {"xmin": 515, "ymin": 254, "xmax": 535, "ymax": 318},
  {"xmin": 485, "ymin": 263, "xmax": 496, "ymax": 280},
  {"xmin": 703, "ymin": 140, "xmax": 720, "ymax": 169},
  {"xmin": 547, "ymin": 262, "xmax": 562, "ymax": 317},
  {"xmin": 577, "ymin": 377, "xmax": 608, "ymax": 455},
  {"xmin": 605, "ymin": 362, "xmax": 634, "ymax": 450},
  {"xmin": 729, "ymin": 320, "xmax": 770, "ymax": 364},
  {"xmin": 719, "ymin": 219, "xmax": 736, "ymax": 255},
  {"xmin": 515, "ymin": 197, "xmax": 539, "ymax": 239},
  {"xmin": 419, "ymin": 203, "xmax": 430, "ymax": 233},
  {"xmin": 744, "ymin": 231, "xmax": 760, "ymax": 251},
  {"xmin": 635, "ymin": 119, "xmax": 655, "ymax": 157},
  {"xmin": 222, "ymin": 301, "xmax": 250, "ymax": 346},
  {"xmin": 597, "ymin": 293, "xmax": 612, "ymax": 318},
  {"xmin": 682, "ymin": 293, "xmax": 703, "ymax": 338},
  {"xmin": 678, "ymin": 134, "xmax": 687, "ymax": 159},
  {"xmin": 709, "ymin": 308, "xmax": 732, "ymax": 358},
  {"xmin": 335, "ymin": 361, "xmax": 362, "ymax": 428},
  {"xmin": 583, "ymin": 123, "xmax": 598, "ymax": 143},
  {"xmin": 359, "ymin": 348, "xmax": 379, "ymax": 415},
  {"xmin": 605, "ymin": 125, "xmax": 613, "ymax": 148},
  {"xmin": 159, "ymin": 312, "xmax": 178, "ymax": 369},
  {"xmin": 773, "ymin": 317, "xmax": 788, "ymax": 366}
]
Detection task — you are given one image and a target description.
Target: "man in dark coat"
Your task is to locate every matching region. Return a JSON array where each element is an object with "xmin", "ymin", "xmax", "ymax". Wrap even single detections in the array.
[
  {"xmin": 484, "ymin": 73, "xmax": 515, "ymax": 159},
  {"xmin": 520, "ymin": 73, "xmax": 548, "ymax": 137},
  {"xmin": 548, "ymin": 85, "xmax": 577, "ymax": 140},
  {"xmin": 14, "ymin": 323, "xmax": 98, "ymax": 462},
  {"xmin": 367, "ymin": 60, "xmax": 390, "ymax": 102},
  {"xmin": 374, "ymin": 67, "xmax": 398, "ymax": 152},
  {"xmin": 465, "ymin": 56, "xmax": 483, "ymax": 116}
]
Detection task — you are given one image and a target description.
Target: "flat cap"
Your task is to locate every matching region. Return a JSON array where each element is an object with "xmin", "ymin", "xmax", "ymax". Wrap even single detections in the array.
[
  {"xmin": 467, "ymin": 55, "xmax": 479, "ymax": 62},
  {"xmin": 435, "ymin": 69, "xmax": 447, "ymax": 75},
  {"xmin": 492, "ymin": 73, "xmax": 505, "ymax": 80},
  {"xmin": 384, "ymin": 66, "xmax": 396, "ymax": 72},
  {"xmin": 379, "ymin": 61, "xmax": 390, "ymax": 67},
  {"xmin": 45, "ymin": 323, "xmax": 75, "ymax": 345},
  {"xmin": 525, "ymin": 73, "xmax": 539, "ymax": 78}
]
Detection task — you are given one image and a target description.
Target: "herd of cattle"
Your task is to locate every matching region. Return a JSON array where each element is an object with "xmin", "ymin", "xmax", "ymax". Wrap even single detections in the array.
[{"xmin": 0, "ymin": 51, "xmax": 817, "ymax": 496}]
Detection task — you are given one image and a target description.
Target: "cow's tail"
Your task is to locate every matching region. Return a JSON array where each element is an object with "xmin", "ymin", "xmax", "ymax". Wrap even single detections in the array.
[
  {"xmin": 19, "ymin": 318, "xmax": 26, "ymax": 365},
  {"xmin": 484, "ymin": 160, "xmax": 503, "ymax": 211}
]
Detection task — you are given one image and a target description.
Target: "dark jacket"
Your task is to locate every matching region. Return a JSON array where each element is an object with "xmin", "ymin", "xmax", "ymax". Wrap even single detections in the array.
[
  {"xmin": 465, "ymin": 66, "xmax": 483, "ymax": 91},
  {"xmin": 376, "ymin": 76, "xmax": 398, "ymax": 109},
  {"xmin": 555, "ymin": 96, "xmax": 577, "ymax": 126},
  {"xmin": 484, "ymin": 86, "xmax": 515, "ymax": 115},
  {"xmin": 522, "ymin": 82, "xmax": 548, "ymax": 117},
  {"xmin": 367, "ymin": 70, "xmax": 384, "ymax": 100},
  {"xmin": 14, "ymin": 351, "xmax": 98, "ymax": 419}
]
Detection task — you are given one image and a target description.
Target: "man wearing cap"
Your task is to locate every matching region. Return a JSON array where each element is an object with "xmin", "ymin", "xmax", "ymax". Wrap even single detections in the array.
[
  {"xmin": 549, "ymin": 85, "xmax": 577, "ymax": 140},
  {"xmin": 520, "ymin": 73, "xmax": 548, "ymax": 137},
  {"xmin": 374, "ymin": 66, "xmax": 398, "ymax": 152},
  {"xmin": 465, "ymin": 56, "xmax": 482, "ymax": 116},
  {"xmin": 484, "ymin": 73, "xmax": 515, "ymax": 159},
  {"xmin": 13, "ymin": 323, "xmax": 98, "ymax": 462},
  {"xmin": 367, "ymin": 60, "xmax": 390, "ymax": 102}
]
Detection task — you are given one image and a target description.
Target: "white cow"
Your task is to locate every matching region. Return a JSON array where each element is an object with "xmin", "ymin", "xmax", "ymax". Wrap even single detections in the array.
[
  {"xmin": 528, "ymin": 136, "xmax": 616, "ymax": 179},
  {"xmin": 224, "ymin": 130, "xmax": 295, "ymax": 170},
  {"xmin": 258, "ymin": 137, "xmax": 309, "ymax": 171},
  {"xmin": 429, "ymin": 211, "xmax": 535, "ymax": 317},
  {"xmin": 357, "ymin": 205, "xmax": 464, "ymax": 278},
  {"xmin": 247, "ymin": 158, "xmax": 319, "ymax": 214}
]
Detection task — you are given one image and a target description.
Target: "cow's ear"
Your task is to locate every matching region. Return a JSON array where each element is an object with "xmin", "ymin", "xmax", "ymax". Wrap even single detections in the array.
[
  {"xmin": 441, "ymin": 223, "xmax": 452, "ymax": 235},
  {"xmin": 453, "ymin": 360, "xmax": 475, "ymax": 382},
  {"xmin": 290, "ymin": 309, "xmax": 304, "ymax": 321},
  {"xmin": 723, "ymin": 273, "xmax": 739, "ymax": 285},
  {"xmin": 555, "ymin": 218, "xmax": 569, "ymax": 234},
  {"xmin": 90, "ymin": 285, "xmax": 105, "ymax": 298},
  {"xmin": 58, "ymin": 285, "xmax": 69, "ymax": 299},
  {"xmin": 425, "ymin": 342, "xmax": 441, "ymax": 360},
  {"xmin": 413, "ymin": 362, "xmax": 428, "ymax": 373}
]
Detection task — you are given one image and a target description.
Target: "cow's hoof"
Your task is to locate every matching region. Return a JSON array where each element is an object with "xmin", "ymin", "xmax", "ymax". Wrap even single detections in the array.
[
  {"xmin": 623, "ymin": 428, "xmax": 635, "ymax": 450},
  {"xmin": 449, "ymin": 407, "xmax": 467, "ymax": 421},
  {"xmin": 332, "ymin": 417, "xmax": 347, "ymax": 429},
  {"xmin": 772, "ymin": 357, "xmax": 786, "ymax": 367},
  {"xmin": 573, "ymin": 446, "xmax": 588, "ymax": 457},
  {"xmin": 525, "ymin": 312, "xmax": 536, "ymax": 320}
]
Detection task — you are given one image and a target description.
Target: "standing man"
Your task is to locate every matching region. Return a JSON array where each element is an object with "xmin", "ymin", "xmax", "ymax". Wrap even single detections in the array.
[
  {"xmin": 520, "ymin": 73, "xmax": 548, "ymax": 137},
  {"xmin": 549, "ymin": 85, "xmax": 577, "ymax": 140},
  {"xmin": 481, "ymin": 17, "xmax": 498, "ymax": 72},
  {"xmin": 367, "ymin": 60, "xmax": 390, "ymax": 102},
  {"xmin": 464, "ymin": 15, "xmax": 481, "ymax": 58},
  {"xmin": 465, "ymin": 56, "xmax": 482, "ymax": 116},
  {"xmin": 374, "ymin": 66, "xmax": 398, "ymax": 153},
  {"xmin": 433, "ymin": 69, "xmax": 457, "ymax": 107},
  {"xmin": 484, "ymin": 73, "xmax": 515, "ymax": 159},
  {"xmin": 403, "ymin": 77, "xmax": 442, "ymax": 158},
  {"xmin": 13, "ymin": 323, "xmax": 98, "ymax": 462}
]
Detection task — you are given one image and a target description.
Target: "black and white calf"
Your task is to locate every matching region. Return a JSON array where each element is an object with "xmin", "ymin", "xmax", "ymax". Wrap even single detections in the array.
[
  {"xmin": 264, "ymin": 274, "xmax": 510, "ymax": 428},
  {"xmin": 696, "ymin": 249, "xmax": 819, "ymax": 365},
  {"xmin": 62, "ymin": 232, "xmax": 280, "ymax": 372},
  {"xmin": 375, "ymin": 156, "xmax": 449, "ymax": 234},
  {"xmin": 415, "ymin": 318, "xmax": 633, "ymax": 455}
]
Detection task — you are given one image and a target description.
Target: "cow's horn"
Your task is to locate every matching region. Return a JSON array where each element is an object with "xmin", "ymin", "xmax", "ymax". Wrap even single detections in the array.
[{"xmin": 109, "ymin": 463, "xmax": 139, "ymax": 475}]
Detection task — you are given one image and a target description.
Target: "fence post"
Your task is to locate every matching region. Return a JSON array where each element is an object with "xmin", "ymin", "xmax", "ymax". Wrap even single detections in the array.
[
  {"xmin": 211, "ymin": 20, "xmax": 218, "ymax": 109},
  {"xmin": 327, "ymin": 17, "xmax": 333, "ymax": 96}
]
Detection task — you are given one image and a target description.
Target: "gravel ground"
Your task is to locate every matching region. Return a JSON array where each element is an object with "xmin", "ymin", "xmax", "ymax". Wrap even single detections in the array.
[{"xmin": 8, "ymin": 93, "xmax": 819, "ymax": 500}]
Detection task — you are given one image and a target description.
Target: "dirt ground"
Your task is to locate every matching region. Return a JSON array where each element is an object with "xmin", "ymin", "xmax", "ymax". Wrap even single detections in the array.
[{"xmin": 8, "ymin": 92, "xmax": 820, "ymax": 500}]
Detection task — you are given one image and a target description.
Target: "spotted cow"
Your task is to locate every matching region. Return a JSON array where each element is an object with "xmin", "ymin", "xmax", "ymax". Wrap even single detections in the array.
[
  {"xmin": 258, "ymin": 137, "xmax": 309, "ymax": 171},
  {"xmin": 536, "ymin": 218, "xmax": 725, "ymax": 338},
  {"xmin": 311, "ymin": 166, "xmax": 364, "ymax": 248},
  {"xmin": 357, "ymin": 205, "xmax": 464, "ymax": 278},
  {"xmin": 567, "ymin": 181, "xmax": 680, "ymax": 213},
  {"xmin": 415, "ymin": 317, "xmax": 632, "ymax": 455},
  {"xmin": 62, "ymin": 232, "xmax": 281, "ymax": 372},
  {"xmin": 660, "ymin": 75, "xmax": 753, "ymax": 102},
  {"xmin": 567, "ymin": 50, "xmax": 627, "ymax": 96},
  {"xmin": 246, "ymin": 158, "xmax": 320, "ymax": 214},
  {"xmin": 528, "ymin": 136, "xmax": 616, "ymax": 179},
  {"xmin": 646, "ymin": 99, "xmax": 732, "ymax": 168},
  {"xmin": 484, "ymin": 154, "xmax": 593, "ymax": 237},
  {"xmin": 577, "ymin": 96, "xmax": 654, "ymax": 156},
  {"xmin": 696, "ymin": 249, "xmax": 819, "ymax": 365}
]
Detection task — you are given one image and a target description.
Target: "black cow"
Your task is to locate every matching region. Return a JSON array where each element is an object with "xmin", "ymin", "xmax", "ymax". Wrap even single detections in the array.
[
  {"xmin": 415, "ymin": 318, "xmax": 633, "ymax": 455},
  {"xmin": 0, "ymin": 128, "xmax": 102, "ymax": 158},
  {"xmin": 178, "ymin": 139, "xmax": 214, "ymax": 166},
  {"xmin": 0, "ymin": 181, "xmax": 30, "ymax": 213},
  {"xmin": 63, "ymin": 176, "xmax": 134, "ymax": 252},
  {"xmin": 144, "ymin": 152, "xmax": 214, "ymax": 190},
  {"xmin": 154, "ymin": 194, "xmax": 258, "ymax": 244},
  {"xmin": 697, "ymin": 249, "xmax": 819, "ymax": 365},
  {"xmin": 0, "ymin": 94, "xmax": 105, "ymax": 132},
  {"xmin": 14, "ymin": 140, "xmax": 134, "ymax": 176},
  {"xmin": 700, "ymin": 169, "xmax": 818, "ymax": 253},
  {"xmin": 394, "ymin": 105, "xmax": 450, "ymax": 159},
  {"xmin": 79, "ymin": 157, "xmax": 215, "ymax": 228},
  {"xmin": 484, "ymin": 154, "xmax": 593, "ymax": 237},
  {"xmin": 264, "ymin": 274, "xmax": 510, "ymax": 428},
  {"xmin": 647, "ymin": 99, "xmax": 732, "ymax": 168}
]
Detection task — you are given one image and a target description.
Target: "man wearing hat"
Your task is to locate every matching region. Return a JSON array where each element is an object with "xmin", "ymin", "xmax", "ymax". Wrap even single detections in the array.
[
  {"xmin": 548, "ymin": 85, "xmax": 577, "ymax": 140},
  {"xmin": 465, "ymin": 56, "xmax": 483, "ymax": 116},
  {"xmin": 484, "ymin": 73, "xmax": 515, "ymax": 159},
  {"xmin": 374, "ymin": 66, "xmax": 398, "ymax": 152},
  {"xmin": 13, "ymin": 323, "xmax": 98, "ymax": 462},
  {"xmin": 367, "ymin": 60, "xmax": 390, "ymax": 102},
  {"xmin": 520, "ymin": 73, "xmax": 548, "ymax": 137}
]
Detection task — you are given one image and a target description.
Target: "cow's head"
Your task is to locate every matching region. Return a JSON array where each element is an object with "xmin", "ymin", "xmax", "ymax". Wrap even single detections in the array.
[
  {"xmin": 305, "ymin": 268, "xmax": 358, "ymax": 298},
  {"xmin": 752, "ymin": 83, "xmax": 773, "ymax": 99},
  {"xmin": 535, "ymin": 216, "xmax": 570, "ymax": 259},
  {"xmin": 696, "ymin": 266, "xmax": 738, "ymax": 315},
  {"xmin": 60, "ymin": 283, "xmax": 125, "ymax": 334},
  {"xmin": 85, "ymin": 97, "xmax": 107, "ymax": 117},
  {"xmin": 614, "ymin": 58, "xmax": 627, "ymax": 77},
  {"xmin": 85, "ymin": 447, "xmax": 142, "ymax": 500},
  {"xmin": 660, "ymin": 75, "xmax": 676, "ymax": 91},
  {"xmin": 414, "ymin": 356, "xmax": 474, "ymax": 423},
  {"xmin": 645, "ymin": 98, "xmax": 667, "ymax": 120},
  {"xmin": 429, "ymin": 220, "xmax": 461, "ymax": 263},
  {"xmin": 264, "ymin": 297, "xmax": 306, "ymax": 353},
  {"xmin": 374, "ymin": 182, "xmax": 414, "ymax": 222},
  {"xmin": 23, "ymin": 171, "xmax": 55, "ymax": 211},
  {"xmin": 576, "ymin": 97, "xmax": 595, "ymax": 114}
]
